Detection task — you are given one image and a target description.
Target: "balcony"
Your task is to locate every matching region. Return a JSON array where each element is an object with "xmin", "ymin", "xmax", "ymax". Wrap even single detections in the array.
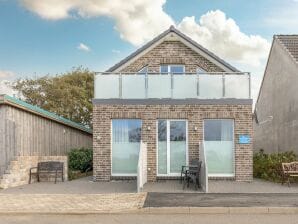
[{"xmin": 94, "ymin": 72, "xmax": 251, "ymax": 100}]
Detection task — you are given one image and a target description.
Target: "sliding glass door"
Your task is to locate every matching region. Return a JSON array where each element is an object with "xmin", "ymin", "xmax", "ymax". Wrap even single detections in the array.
[
  {"xmin": 112, "ymin": 119, "xmax": 142, "ymax": 176},
  {"xmin": 204, "ymin": 119, "xmax": 234, "ymax": 177},
  {"xmin": 157, "ymin": 120, "xmax": 187, "ymax": 176}
]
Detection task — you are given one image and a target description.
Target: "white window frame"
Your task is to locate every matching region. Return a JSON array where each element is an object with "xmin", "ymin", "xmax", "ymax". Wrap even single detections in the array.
[
  {"xmin": 156, "ymin": 119, "xmax": 189, "ymax": 177},
  {"xmin": 160, "ymin": 64, "xmax": 185, "ymax": 74},
  {"xmin": 203, "ymin": 119, "xmax": 235, "ymax": 177},
  {"xmin": 111, "ymin": 119, "xmax": 142, "ymax": 177}
]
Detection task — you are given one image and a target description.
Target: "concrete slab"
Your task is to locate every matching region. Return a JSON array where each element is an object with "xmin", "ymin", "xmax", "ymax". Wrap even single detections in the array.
[
  {"xmin": 149, "ymin": 207, "xmax": 190, "ymax": 214},
  {"xmin": 229, "ymin": 207, "xmax": 269, "ymax": 214},
  {"xmin": 268, "ymin": 207, "xmax": 298, "ymax": 214},
  {"xmin": 189, "ymin": 207, "xmax": 229, "ymax": 214}
]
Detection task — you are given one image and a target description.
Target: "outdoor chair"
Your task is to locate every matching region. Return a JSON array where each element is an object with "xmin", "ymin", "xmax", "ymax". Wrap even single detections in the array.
[
  {"xmin": 180, "ymin": 159, "xmax": 200, "ymax": 183},
  {"xmin": 183, "ymin": 161, "xmax": 202, "ymax": 190}
]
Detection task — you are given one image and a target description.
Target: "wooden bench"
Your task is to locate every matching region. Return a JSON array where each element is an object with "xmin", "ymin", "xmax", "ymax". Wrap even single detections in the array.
[
  {"xmin": 29, "ymin": 161, "xmax": 64, "ymax": 184},
  {"xmin": 281, "ymin": 162, "xmax": 298, "ymax": 187}
]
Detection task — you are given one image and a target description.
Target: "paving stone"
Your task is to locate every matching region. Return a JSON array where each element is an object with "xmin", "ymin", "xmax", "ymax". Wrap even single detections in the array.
[{"xmin": 0, "ymin": 193, "xmax": 146, "ymax": 213}]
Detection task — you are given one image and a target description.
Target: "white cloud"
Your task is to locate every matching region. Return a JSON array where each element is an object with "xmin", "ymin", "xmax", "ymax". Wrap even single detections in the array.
[
  {"xmin": 0, "ymin": 80, "xmax": 17, "ymax": 96},
  {"xmin": 177, "ymin": 10, "xmax": 270, "ymax": 67},
  {"xmin": 19, "ymin": 1, "xmax": 271, "ymax": 103},
  {"xmin": 0, "ymin": 70, "xmax": 17, "ymax": 96},
  {"xmin": 77, "ymin": 43, "xmax": 90, "ymax": 52},
  {"xmin": 20, "ymin": 0, "xmax": 174, "ymax": 46},
  {"xmin": 0, "ymin": 70, "xmax": 15, "ymax": 80},
  {"xmin": 20, "ymin": 2, "xmax": 269, "ymax": 65}
]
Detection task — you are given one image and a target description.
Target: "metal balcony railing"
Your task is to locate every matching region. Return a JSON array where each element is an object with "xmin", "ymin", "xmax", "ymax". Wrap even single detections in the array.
[{"xmin": 94, "ymin": 72, "xmax": 251, "ymax": 99}]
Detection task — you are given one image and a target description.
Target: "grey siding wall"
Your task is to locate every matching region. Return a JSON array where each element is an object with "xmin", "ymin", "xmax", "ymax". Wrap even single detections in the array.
[
  {"xmin": 254, "ymin": 39, "xmax": 298, "ymax": 153},
  {"xmin": 0, "ymin": 104, "xmax": 92, "ymax": 177}
]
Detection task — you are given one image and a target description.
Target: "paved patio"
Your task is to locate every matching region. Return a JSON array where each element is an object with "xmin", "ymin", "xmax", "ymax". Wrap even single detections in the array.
[
  {"xmin": 0, "ymin": 193, "xmax": 146, "ymax": 214},
  {"xmin": 0, "ymin": 177, "xmax": 297, "ymax": 194},
  {"xmin": 143, "ymin": 179, "xmax": 298, "ymax": 193},
  {"xmin": 0, "ymin": 176, "xmax": 137, "ymax": 194}
]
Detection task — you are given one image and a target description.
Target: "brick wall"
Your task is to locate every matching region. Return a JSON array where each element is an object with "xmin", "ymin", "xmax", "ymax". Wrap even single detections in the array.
[
  {"xmin": 120, "ymin": 41, "xmax": 224, "ymax": 73},
  {"xmin": 93, "ymin": 104, "xmax": 253, "ymax": 182}
]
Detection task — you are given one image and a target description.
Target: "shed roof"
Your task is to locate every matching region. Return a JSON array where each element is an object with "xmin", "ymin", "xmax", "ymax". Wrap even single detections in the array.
[{"xmin": 0, "ymin": 94, "xmax": 92, "ymax": 134}]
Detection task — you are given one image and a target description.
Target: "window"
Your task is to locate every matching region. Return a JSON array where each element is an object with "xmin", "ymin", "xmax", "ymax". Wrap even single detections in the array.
[
  {"xmin": 138, "ymin": 66, "xmax": 148, "ymax": 74},
  {"xmin": 160, "ymin": 65, "xmax": 185, "ymax": 74},
  {"xmin": 112, "ymin": 119, "xmax": 142, "ymax": 175},
  {"xmin": 204, "ymin": 119, "xmax": 234, "ymax": 176},
  {"xmin": 204, "ymin": 120, "xmax": 233, "ymax": 141}
]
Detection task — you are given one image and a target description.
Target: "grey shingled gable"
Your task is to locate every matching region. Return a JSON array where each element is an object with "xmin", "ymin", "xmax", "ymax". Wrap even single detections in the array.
[
  {"xmin": 106, "ymin": 26, "xmax": 239, "ymax": 72},
  {"xmin": 275, "ymin": 35, "xmax": 298, "ymax": 63}
]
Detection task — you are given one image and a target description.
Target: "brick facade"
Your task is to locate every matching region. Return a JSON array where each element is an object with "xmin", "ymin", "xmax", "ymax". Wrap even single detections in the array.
[
  {"xmin": 93, "ymin": 104, "xmax": 253, "ymax": 182},
  {"xmin": 120, "ymin": 41, "xmax": 224, "ymax": 73},
  {"xmin": 93, "ymin": 37, "xmax": 253, "ymax": 182}
]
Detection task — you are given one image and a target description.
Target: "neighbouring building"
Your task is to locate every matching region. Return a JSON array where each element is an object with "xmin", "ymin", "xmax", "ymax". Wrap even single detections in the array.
[
  {"xmin": 0, "ymin": 94, "xmax": 92, "ymax": 188},
  {"xmin": 254, "ymin": 35, "xmax": 298, "ymax": 154},
  {"xmin": 93, "ymin": 26, "xmax": 253, "ymax": 183}
]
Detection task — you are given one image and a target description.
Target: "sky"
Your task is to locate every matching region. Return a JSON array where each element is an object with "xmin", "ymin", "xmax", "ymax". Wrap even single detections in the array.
[{"xmin": 0, "ymin": 0, "xmax": 298, "ymax": 102}]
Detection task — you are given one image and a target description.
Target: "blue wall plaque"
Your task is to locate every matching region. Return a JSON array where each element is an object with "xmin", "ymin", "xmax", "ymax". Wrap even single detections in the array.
[{"xmin": 239, "ymin": 135, "xmax": 250, "ymax": 144}]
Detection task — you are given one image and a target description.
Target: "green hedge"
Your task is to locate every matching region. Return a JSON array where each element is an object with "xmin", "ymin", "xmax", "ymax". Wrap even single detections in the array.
[
  {"xmin": 68, "ymin": 148, "xmax": 93, "ymax": 172},
  {"xmin": 253, "ymin": 150, "xmax": 297, "ymax": 182}
]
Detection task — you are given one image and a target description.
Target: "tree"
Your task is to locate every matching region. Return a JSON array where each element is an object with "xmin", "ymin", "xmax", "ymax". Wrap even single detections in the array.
[{"xmin": 13, "ymin": 67, "xmax": 94, "ymax": 127}]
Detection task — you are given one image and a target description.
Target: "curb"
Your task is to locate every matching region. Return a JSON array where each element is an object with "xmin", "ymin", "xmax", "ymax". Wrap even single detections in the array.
[
  {"xmin": 0, "ymin": 207, "xmax": 298, "ymax": 215},
  {"xmin": 145, "ymin": 207, "xmax": 298, "ymax": 214}
]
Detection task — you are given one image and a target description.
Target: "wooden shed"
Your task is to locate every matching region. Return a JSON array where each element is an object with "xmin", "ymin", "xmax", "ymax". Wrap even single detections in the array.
[{"xmin": 0, "ymin": 94, "xmax": 92, "ymax": 188}]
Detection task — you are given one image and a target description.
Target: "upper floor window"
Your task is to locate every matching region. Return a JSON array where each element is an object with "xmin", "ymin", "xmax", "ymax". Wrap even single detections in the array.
[
  {"xmin": 138, "ymin": 66, "xmax": 148, "ymax": 74},
  {"xmin": 197, "ymin": 67, "xmax": 206, "ymax": 74},
  {"xmin": 160, "ymin": 64, "xmax": 185, "ymax": 74}
]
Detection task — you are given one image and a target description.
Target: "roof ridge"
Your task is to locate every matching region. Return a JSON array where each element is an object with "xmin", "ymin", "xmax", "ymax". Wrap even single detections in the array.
[
  {"xmin": 275, "ymin": 34, "xmax": 298, "ymax": 37},
  {"xmin": 106, "ymin": 25, "xmax": 239, "ymax": 72}
]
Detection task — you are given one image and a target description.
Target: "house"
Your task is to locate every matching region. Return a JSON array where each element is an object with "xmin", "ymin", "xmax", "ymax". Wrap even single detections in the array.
[
  {"xmin": 93, "ymin": 26, "xmax": 253, "ymax": 183},
  {"xmin": 254, "ymin": 35, "xmax": 298, "ymax": 154},
  {"xmin": 0, "ymin": 94, "xmax": 92, "ymax": 188}
]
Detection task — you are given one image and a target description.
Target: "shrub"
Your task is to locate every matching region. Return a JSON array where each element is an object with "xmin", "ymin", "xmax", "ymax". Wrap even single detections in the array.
[
  {"xmin": 253, "ymin": 150, "xmax": 297, "ymax": 182},
  {"xmin": 68, "ymin": 148, "xmax": 93, "ymax": 172}
]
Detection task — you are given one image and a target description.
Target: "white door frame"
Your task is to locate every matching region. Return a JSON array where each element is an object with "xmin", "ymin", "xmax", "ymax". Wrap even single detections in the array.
[
  {"xmin": 156, "ymin": 119, "xmax": 189, "ymax": 176},
  {"xmin": 203, "ymin": 119, "xmax": 235, "ymax": 177}
]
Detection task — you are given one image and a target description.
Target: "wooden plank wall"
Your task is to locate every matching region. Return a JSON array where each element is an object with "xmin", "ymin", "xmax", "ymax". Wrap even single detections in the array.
[
  {"xmin": 0, "ymin": 106, "xmax": 7, "ymax": 176},
  {"xmin": 0, "ymin": 104, "xmax": 93, "ymax": 177}
]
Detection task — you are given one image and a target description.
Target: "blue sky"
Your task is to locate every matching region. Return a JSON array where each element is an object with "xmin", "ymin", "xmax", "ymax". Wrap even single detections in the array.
[{"xmin": 0, "ymin": 0, "xmax": 298, "ymax": 100}]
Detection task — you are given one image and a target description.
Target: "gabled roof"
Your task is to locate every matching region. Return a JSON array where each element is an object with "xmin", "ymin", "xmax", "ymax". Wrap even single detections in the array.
[
  {"xmin": 275, "ymin": 35, "xmax": 298, "ymax": 63},
  {"xmin": 0, "ymin": 94, "xmax": 92, "ymax": 134},
  {"xmin": 255, "ymin": 34, "xmax": 298, "ymax": 115},
  {"xmin": 106, "ymin": 25, "xmax": 239, "ymax": 72}
]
